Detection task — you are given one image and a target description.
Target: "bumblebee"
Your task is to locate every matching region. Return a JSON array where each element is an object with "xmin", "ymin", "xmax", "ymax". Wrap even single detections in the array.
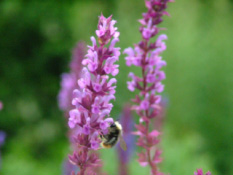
[{"xmin": 100, "ymin": 121, "xmax": 127, "ymax": 151}]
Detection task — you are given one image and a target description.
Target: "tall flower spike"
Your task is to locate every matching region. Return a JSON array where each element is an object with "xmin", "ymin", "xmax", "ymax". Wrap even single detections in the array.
[
  {"xmin": 68, "ymin": 14, "xmax": 120, "ymax": 175},
  {"xmin": 124, "ymin": 0, "xmax": 171, "ymax": 174}
]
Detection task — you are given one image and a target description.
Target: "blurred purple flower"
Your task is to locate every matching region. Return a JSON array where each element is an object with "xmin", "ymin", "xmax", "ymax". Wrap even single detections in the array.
[
  {"xmin": 0, "ymin": 101, "xmax": 3, "ymax": 111},
  {"xmin": 70, "ymin": 42, "xmax": 86, "ymax": 75},
  {"xmin": 194, "ymin": 169, "xmax": 211, "ymax": 175},
  {"xmin": 117, "ymin": 105, "xmax": 135, "ymax": 175},
  {"xmin": 124, "ymin": 0, "xmax": 171, "ymax": 174},
  {"xmin": 68, "ymin": 14, "xmax": 120, "ymax": 175},
  {"xmin": 0, "ymin": 131, "xmax": 6, "ymax": 170},
  {"xmin": 0, "ymin": 131, "xmax": 5, "ymax": 147},
  {"xmin": 58, "ymin": 42, "xmax": 86, "ymax": 114},
  {"xmin": 59, "ymin": 73, "xmax": 77, "ymax": 112}
]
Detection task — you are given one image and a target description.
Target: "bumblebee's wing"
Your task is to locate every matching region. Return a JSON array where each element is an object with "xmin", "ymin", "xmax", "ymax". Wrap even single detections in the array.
[{"xmin": 119, "ymin": 135, "xmax": 127, "ymax": 151}]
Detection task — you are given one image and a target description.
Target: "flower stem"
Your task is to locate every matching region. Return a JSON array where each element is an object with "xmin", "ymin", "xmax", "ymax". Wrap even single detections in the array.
[{"xmin": 142, "ymin": 41, "xmax": 157, "ymax": 174}]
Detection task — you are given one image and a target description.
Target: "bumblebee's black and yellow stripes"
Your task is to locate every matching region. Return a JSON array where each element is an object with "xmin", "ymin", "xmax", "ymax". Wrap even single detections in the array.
[{"xmin": 100, "ymin": 121, "xmax": 127, "ymax": 151}]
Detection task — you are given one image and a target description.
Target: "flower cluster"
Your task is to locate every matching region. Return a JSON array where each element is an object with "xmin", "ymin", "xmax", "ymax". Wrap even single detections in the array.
[
  {"xmin": 117, "ymin": 105, "xmax": 135, "ymax": 175},
  {"xmin": 68, "ymin": 14, "xmax": 120, "ymax": 175},
  {"xmin": 58, "ymin": 42, "xmax": 86, "ymax": 114},
  {"xmin": 124, "ymin": 0, "xmax": 171, "ymax": 174},
  {"xmin": 194, "ymin": 169, "xmax": 211, "ymax": 175}
]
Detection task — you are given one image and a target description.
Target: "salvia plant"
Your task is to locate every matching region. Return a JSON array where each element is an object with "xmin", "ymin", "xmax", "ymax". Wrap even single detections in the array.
[
  {"xmin": 67, "ymin": 14, "xmax": 120, "ymax": 175},
  {"xmin": 57, "ymin": 0, "xmax": 212, "ymax": 175},
  {"xmin": 123, "ymin": 0, "xmax": 171, "ymax": 174}
]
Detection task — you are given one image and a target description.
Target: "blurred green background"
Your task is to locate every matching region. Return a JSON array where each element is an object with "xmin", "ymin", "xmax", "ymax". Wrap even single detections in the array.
[{"xmin": 0, "ymin": 0, "xmax": 232, "ymax": 175}]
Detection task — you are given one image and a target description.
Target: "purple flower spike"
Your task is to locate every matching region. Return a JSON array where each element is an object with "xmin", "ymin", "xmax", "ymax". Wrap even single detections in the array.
[
  {"xmin": 124, "ymin": 0, "xmax": 171, "ymax": 174},
  {"xmin": 68, "ymin": 14, "xmax": 120, "ymax": 174}
]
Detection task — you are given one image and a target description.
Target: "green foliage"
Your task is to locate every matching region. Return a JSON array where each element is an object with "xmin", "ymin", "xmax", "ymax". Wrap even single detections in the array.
[{"xmin": 0, "ymin": 0, "xmax": 232, "ymax": 175}]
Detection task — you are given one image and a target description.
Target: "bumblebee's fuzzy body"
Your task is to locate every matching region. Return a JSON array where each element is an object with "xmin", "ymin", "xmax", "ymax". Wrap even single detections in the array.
[{"xmin": 100, "ymin": 121, "xmax": 123, "ymax": 148}]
